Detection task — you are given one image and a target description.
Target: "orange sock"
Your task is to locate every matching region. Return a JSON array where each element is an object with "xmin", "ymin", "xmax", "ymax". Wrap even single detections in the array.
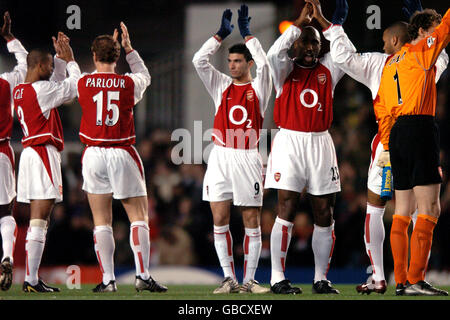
[
  {"xmin": 407, "ymin": 214, "xmax": 437, "ymax": 284},
  {"xmin": 390, "ymin": 215, "xmax": 411, "ymax": 285}
]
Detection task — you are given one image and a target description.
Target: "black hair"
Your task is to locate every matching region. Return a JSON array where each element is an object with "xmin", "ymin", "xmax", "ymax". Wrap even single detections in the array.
[
  {"xmin": 386, "ymin": 21, "xmax": 411, "ymax": 45},
  {"xmin": 27, "ymin": 48, "xmax": 52, "ymax": 69},
  {"xmin": 228, "ymin": 43, "xmax": 253, "ymax": 62}
]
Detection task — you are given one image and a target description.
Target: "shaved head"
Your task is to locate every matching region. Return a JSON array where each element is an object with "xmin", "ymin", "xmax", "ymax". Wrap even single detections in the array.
[
  {"xmin": 294, "ymin": 26, "xmax": 321, "ymax": 66},
  {"xmin": 382, "ymin": 21, "xmax": 411, "ymax": 54},
  {"xmin": 386, "ymin": 21, "xmax": 410, "ymax": 46},
  {"xmin": 26, "ymin": 49, "xmax": 52, "ymax": 69},
  {"xmin": 26, "ymin": 49, "xmax": 53, "ymax": 81},
  {"xmin": 300, "ymin": 26, "xmax": 321, "ymax": 42}
]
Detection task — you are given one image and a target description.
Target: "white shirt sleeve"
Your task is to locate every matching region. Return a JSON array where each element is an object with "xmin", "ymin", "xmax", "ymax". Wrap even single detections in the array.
[
  {"xmin": 323, "ymin": 25, "xmax": 389, "ymax": 100},
  {"xmin": 435, "ymin": 49, "xmax": 449, "ymax": 83},
  {"xmin": 33, "ymin": 61, "xmax": 81, "ymax": 118},
  {"xmin": 267, "ymin": 25, "xmax": 299, "ymax": 98},
  {"xmin": 124, "ymin": 50, "xmax": 151, "ymax": 105},
  {"xmin": 50, "ymin": 55, "xmax": 68, "ymax": 82},
  {"xmin": 245, "ymin": 37, "xmax": 272, "ymax": 116},
  {"xmin": 0, "ymin": 39, "xmax": 28, "ymax": 89},
  {"xmin": 319, "ymin": 53, "xmax": 345, "ymax": 96},
  {"xmin": 192, "ymin": 36, "xmax": 232, "ymax": 112}
]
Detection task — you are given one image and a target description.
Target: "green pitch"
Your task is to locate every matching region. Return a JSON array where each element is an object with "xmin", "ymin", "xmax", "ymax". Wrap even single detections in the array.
[{"xmin": 0, "ymin": 284, "xmax": 449, "ymax": 300}]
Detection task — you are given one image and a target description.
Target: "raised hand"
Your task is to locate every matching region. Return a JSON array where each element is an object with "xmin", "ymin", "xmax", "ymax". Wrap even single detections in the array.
[
  {"xmin": 304, "ymin": 0, "xmax": 331, "ymax": 30},
  {"xmin": 294, "ymin": 3, "xmax": 313, "ymax": 27},
  {"xmin": 52, "ymin": 32, "xmax": 70, "ymax": 57},
  {"xmin": 1, "ymin": 11, "xmax": 14, "ymax": 42},
  {"xmin": 331, "ymin": 0, "xmax": 348, "ymax": 25},
  {"xmin": 402, "ymin": 0, "xmax": 422, "ymax": 20},
  {"xmin": 57, "ymin": 33, "xmax": 75, "ymax": 62},
  {"xmin": 120, "ymin": 22, "xmax": 133, "ymax": 53},
  {"xmin": 216, "ymin": 9, "xmax": 234, "ymax": 40},
  {"xmin": 238, "ymin": 4, "xmax": 252, "ymax": 39},
  {"xmin": 112, "ymin": 28, "xmax": 119, "ymax": 43}
]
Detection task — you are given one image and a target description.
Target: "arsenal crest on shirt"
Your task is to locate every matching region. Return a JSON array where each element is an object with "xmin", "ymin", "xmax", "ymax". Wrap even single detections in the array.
[
  {"xmin": 318, "ymin": 73, "xmax": 327, "ymax": 85},
  {"xmin": 274, "ymin": 172, "xmax": 281, "ymax": 182}
]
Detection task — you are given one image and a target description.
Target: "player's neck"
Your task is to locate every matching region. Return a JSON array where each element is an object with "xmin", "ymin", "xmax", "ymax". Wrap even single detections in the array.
[
  {"xmin": 95, "ymin": 62, "xmax": 116, "ymax": 73},
  {"xmin": 24, "ymin": 71, "xmax": 41, "ymax": 83},
  {"xmin": 410, "ymin": 36, "xmax": 424, "ymax": 46},
  {"xmin": 232, "ymin": 74, "xmax": 252, "ymax": 84}
]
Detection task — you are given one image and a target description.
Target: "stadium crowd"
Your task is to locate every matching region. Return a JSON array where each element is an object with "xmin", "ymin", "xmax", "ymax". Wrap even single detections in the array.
[{"xmin": 6, "ymin": 71, "xmax": 450, "ymax": 277}]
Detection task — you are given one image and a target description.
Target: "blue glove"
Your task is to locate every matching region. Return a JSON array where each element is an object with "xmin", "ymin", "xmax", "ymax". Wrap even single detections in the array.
[
  {"xmin": 238, "ymin": 4, "xmax": 252, "ymax": 38},
  {"xmin": 331, "ymin": 0, "xmax": 348, "ymax": 25},
  {"xmin": 402, "ymin": 0, "xmax": 423, "ymax": 20},
  {"xmin": 216, "ymin": 9, "xmax": 234, "ymax": 39}
]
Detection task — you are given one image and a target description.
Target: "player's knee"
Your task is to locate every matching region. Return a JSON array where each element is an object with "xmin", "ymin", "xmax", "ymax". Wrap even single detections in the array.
[
  {"xmin": 0, "ymin": 203, "xmax": 13, "ymax": 218},
  {"xmin": 313, "ymin": 209, "xmax": 333, "ymax": 227},
  {"xmin": 277, "ymin": 199, "xmax": 296, "ymax": 221}
]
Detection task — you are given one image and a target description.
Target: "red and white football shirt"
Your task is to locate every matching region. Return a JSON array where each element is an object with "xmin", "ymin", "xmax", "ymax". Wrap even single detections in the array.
[
  {"xmin": 193, "ymin": 36, "xmax": 272, "ymax": 150},
  {"xmin": 77, "ymin": 50, "xmax": 150, "ymax": 147},
  {"xmin": 269, "ymin": 25, "xmax": 344, "ymax": 132},
  {"xmin": 0, "ymin": 39, "xmax": 27, "ymax": 204}
]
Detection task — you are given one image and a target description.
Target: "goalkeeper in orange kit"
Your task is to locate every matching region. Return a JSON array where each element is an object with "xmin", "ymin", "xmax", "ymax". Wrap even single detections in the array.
[{"xmin": 377, "ymin": 7, "xmax": 450, "ymax": 296}]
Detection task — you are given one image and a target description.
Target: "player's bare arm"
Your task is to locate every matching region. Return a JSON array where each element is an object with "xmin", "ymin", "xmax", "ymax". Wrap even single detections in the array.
[
  {"xmin": 119, "ymin": 22, "xmax": 133, "ymax": 54},
  {"xmin": 57, "ymin": 35, "xmax": 75, "ymax": 62},
  {"xmin": 305, "ymin": 0, "xmax": 332, "ymax": 30},
  {"xmin": 0, "ymin": 11, "xmax": 14, "ymax": 42},
  {"xmin": 294, "ymin": 3, "xmax": 313, "ymax": 28}
]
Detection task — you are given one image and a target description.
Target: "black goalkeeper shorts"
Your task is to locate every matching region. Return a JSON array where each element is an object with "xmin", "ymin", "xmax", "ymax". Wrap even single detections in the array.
[{"xmin": 389, "ymin": 115, "xmax": 442, "ymax": 190}]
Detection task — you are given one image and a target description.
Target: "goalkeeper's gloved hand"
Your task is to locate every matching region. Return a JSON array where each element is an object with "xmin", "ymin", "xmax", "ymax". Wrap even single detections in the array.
[
  {"xmin": 402, "ymin": 0, "xmax": 423, "ymax": 20},
  {"xmin": 238, "ymin": 4, "xmax": 252, "ymax": 38},
  {"xmin": 216, "ymin": 9, "xmax": 234, "ymax": 40},
  {"xmin": 377, "ymin": 150, "xmax": 391, "ymax": 168},
  {"xmin": 331, "ymin": 0, "xmax": 348, "ymax": 25}
]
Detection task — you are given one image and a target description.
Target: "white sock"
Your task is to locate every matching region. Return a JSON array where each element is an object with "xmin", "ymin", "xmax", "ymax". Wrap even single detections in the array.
[
  {"xmin": 270, "ymin": 217, "xmax": 293, "ymax": 286},
  {"xmin": 243, "ymin": 227, "xmax": 262, "ymax": 284},
  {"xmin": 0, "ymin": 215, "xmax": 17, "ymax": 263},
  {"xmin": 312, "ymin": 223, "xmax": 336, "ymax": 282},
  {"xmin": 93, "ymin": 225, "xmax": 115, "ymax": 285},
  {"xmin": 129, "ymin": 221, "xmax": 150, "ymax": 280},
  {"xmin": 213, "ymin": 225, "xmax": 236, "ymax": 281},
  {"xmin": 25, "ymin": 221, "xmax": 47, "ymax": 286},
  {"xmin": 364, "ymin": 204, "xmax": 386, "ymax": 282}
]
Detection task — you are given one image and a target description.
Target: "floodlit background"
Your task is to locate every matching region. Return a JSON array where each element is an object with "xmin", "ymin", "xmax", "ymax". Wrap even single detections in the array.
[{"xmin": 0, "ymin": 0, "xmax": 449, "ymax": 285}]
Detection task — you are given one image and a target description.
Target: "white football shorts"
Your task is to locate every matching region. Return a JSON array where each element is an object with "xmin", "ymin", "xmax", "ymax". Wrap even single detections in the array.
[
  {"xmin": 82, "ymin": 146, "xmax": 147, "ymax": 199},
  {"xmin": 0, "ymin": 143, "xmax": 15, "ymax": 205},
  {"xmin": 264, "ymin": 128, "xmax": 341, "ymax": 195},
  {"xmin": 17, "ymin": 145, "xmax": 63, "ymax": 203},
  {"xmin": 367, "ymin": 134, "xmax": 384, "ymax": 196},
  {"xmin": 202, "ymin": 145, "xmax": 263, "ymax": 207}
]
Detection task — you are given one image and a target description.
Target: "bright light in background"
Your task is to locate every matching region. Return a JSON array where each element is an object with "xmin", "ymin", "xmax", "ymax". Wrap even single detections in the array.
[{"xmin": 278, "ymin": 20, "xmax": 293, "ymax": 34}]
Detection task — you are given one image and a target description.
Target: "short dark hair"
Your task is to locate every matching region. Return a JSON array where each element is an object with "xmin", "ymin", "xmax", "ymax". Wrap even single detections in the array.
[
  {"xmin": 228, "ymin": 43, "xmax": 253, "ymax": 62},
  {"xmin": 408, "ymin": 9, "xmax": 442, "ymax": 40},
  {"xmin": 27, "ymin": 48, "xmax": 52, "ymax": 69},
  {"xmin": 386, "ymin": 21, "xmax": 411, "ymax": 45},
  {"xmin": 91, "ymin": 35, "xmax": 121, "ymax": 63}
]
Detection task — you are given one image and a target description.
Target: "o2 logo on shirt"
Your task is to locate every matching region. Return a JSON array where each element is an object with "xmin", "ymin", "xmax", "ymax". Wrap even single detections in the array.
[
  {"xmin": 299, "ymin": 89, "xmax": 323, "ymax": 111},
  {"xmin": 229, "ymin": 105, "xmax": 252, "ymax": 128}
]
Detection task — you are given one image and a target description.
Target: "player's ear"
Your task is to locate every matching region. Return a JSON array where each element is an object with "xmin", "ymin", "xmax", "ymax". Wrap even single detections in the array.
[
  {"xmin": 392, "ymin": 35, "xmax": 399, "ymax": 47},
  {"xmin": 418, "ymin": 27, "xmax": 427, "ymax": 39},
  {"xmin": 248, "ymin": 60, "xmax": 254, "ymax": 69}
]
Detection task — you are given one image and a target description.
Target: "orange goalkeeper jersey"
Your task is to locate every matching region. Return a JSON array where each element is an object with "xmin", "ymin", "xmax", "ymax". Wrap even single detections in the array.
[{"xmin": 377, "ymin": 8, "xmax": 450, "ymax": 150}]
